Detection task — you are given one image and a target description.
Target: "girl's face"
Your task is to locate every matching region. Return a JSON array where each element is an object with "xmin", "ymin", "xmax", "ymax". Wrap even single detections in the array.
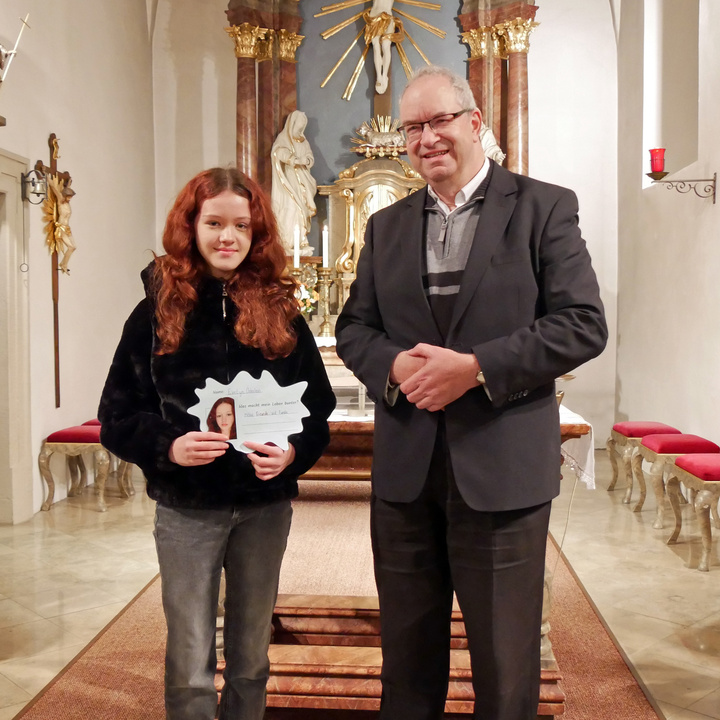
[
  {"xmin": 215, "ymin": 402, "xmax": 234, "ymax": 437},
  {"xmin": 195, "ymin": 190, "xmax": 252, "ymax": 279}
]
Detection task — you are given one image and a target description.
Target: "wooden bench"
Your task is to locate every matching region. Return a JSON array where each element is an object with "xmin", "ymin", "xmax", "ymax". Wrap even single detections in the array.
[
  {"xmin": 606, "ymin": 421, "xmax": 681, "ymax": 504},
  {"xmin": 666, "ymin": 454, "xmax": 720, "ymax": 571},
  {"xmin": 38, "ymin": 422, "xmax": 133, "ymax": 512}
]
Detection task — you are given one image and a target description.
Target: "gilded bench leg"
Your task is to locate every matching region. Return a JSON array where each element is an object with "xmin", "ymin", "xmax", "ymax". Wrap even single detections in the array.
[
  {"xmin": 38, "ymin": 443, "xmax": 55, "ymax": 511},
  {"xmin": 666, "ymin": 475, "xmax": 683, "ymax": 545},
  {"xmin": 631, "ymin": 450, "xmax": 646, "ymax": 512},
  {"xmin": 622, "ymin": 446, "xmax": 635, "ymax": 504},
  {"xmin": 94, "ymin": 448, "xmax": 110, "ymax": 512},
  {"xmin": 694, "ymin": 489, "xmax": 717, "ymax": 572},
  {"xmin": 647, "ymin": 459, "xmax": 667, "ymax": 529},
  {"xmin": 67, "ymin": 455, "xmax": 87, "ymax": 496},
  {"xmin": 117, "ymin": 461, "xmax": 134, "ymax": 497},
  {"xmin": 606, "ymin": 437, "xmax": 619, "ymax": 491}
]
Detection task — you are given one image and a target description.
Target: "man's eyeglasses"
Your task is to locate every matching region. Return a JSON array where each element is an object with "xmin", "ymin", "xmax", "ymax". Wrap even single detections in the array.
[{"xmin": 399, "ymin": 109, "xmax": 473, "ymax": 142}]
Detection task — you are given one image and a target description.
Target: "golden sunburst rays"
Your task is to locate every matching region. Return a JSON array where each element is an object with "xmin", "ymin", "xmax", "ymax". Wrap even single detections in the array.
[{"xmin": 316, "ymin": 0, "xmax": 444, "ymax": 101}]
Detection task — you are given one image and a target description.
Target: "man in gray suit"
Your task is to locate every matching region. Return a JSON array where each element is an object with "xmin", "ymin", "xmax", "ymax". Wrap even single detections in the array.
[{"xmin": 335, "ymin": 66, "xmax": 607, "ymax": 720}]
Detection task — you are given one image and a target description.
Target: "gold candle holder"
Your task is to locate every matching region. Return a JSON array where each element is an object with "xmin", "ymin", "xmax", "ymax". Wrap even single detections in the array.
[{"xmin": 316, "ymin": 267, "xmax": 334, "ymax": 337}]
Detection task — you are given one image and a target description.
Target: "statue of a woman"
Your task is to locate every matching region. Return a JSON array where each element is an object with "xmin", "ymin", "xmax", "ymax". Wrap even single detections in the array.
[{"xmin": 271, "ymin": 110, "xmax": 317, "ymax": 256}]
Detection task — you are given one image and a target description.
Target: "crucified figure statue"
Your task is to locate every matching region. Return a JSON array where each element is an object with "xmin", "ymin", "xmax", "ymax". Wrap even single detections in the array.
[{"xmin": 363, "ymin": 0, "xmax": 402, "ymax": 95}]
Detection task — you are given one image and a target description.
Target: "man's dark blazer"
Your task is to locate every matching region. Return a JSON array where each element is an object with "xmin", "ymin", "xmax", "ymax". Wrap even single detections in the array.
[{"xmin": 335, "ymin": 161, "xmax": 608, "ymax": 512}]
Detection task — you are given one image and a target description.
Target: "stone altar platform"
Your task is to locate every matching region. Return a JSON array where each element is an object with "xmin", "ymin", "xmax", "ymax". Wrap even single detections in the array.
[{"xmin": 266, "ymin": 594, "xmax": 565, "ymax": 717}]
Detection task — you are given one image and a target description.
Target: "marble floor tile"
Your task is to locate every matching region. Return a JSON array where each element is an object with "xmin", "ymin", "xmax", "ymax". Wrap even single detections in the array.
[
  {"xmin": 628, "ymin": 651, "xmax": 720, "ymax": 709},
  {"xmin": 688, "ymin": 688, "xmax": 720, "ymax": 719},
  {"xmin": 660, "ymin": 705, "xmax": 718, "ymax": 720},
  {"xmin": 0, "ymin": 598, "xmax": 44, "ymax": 629},
  {"xmin": 0, "ymin": 673, "xmax": 31, "ymax": 710},
  {"xmin": 46, "ymin": 601, "xmax": 128, "ymax": 642},
  {"xmin": 11, "ymin": 581, "xmax": 128, "ymax": 619},
  {"xmin": 0, "ymin": 702, "xmax": 29, "ymax": 719},
  {"xmin": 598, "ymin": 605, "xmax": 685, "ymax": 655},
  {"xmin": 0, "ymin": 643, "xmax": 86, "ymax": 696},
  {"xmin": 0, "ymin": 618, "xmax": 84, "ymax": 662}
]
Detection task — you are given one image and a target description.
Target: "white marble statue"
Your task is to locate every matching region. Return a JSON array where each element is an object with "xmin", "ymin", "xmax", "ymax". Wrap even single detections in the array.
[
  {"xmin": 480, "ymin": 122, "xmax": 506, "ymax": 165},
  {"xmin": 271, "ymin": 110, "xmax": 317, "ymax": 256}
]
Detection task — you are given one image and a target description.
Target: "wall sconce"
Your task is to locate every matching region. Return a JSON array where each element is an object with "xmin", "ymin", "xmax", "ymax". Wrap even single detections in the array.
[
  {"xmin": 646, "ymin": 148, "xmax": 716, "ymax": 204},
  {"xmin": 21, "ymin": 168, "xmax": 47, "ymax": 204}
]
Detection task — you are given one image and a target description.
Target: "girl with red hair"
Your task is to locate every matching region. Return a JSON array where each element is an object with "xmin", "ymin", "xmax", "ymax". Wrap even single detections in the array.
[{"xmin": 99, "ymin": 167, "xmax": 335, "ymax": 720}]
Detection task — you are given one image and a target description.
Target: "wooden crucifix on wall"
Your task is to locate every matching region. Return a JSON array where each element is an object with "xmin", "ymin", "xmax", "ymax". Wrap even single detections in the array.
[{"xmin": 35, "ymin": 133, "xmax": 76, "ymax": 408}]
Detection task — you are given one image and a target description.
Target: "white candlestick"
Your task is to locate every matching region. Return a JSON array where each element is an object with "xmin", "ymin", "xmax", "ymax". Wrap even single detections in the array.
[
  {"xmin": 293, "ymin": 225, "xmax": 300, "ymax": 268},
  {"xmin": 322, "ymin": 224, "xmax": 329, "ymax": 268}
]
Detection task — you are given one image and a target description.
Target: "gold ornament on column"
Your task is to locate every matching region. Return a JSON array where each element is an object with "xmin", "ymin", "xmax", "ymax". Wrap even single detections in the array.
[
  {"xmin": 256, "ymin": 30, "xmax": 275, "ymax": 62},
  {"xmin": 490, "ymin": 25, "xmax": 508, "ymax": 60},
  {"xmin": 460, "ymin": 27, "xmax": 490, "ymax": 60},
  {"xmin": 225, "ymin": 22, "xmax": 271, "ymax": 59},
  {"xmin": 277, "ymin": 29, "xmax": 304, "ymax": 63},
  {"xmin": 494, "ymin": 17, "xmax": 539, "ymax": 55}
]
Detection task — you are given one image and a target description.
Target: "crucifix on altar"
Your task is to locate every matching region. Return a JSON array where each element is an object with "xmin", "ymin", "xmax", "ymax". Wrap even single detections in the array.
[{"xmin": 34, "ymin": 133, "xmax": 76, "ymax": 408}]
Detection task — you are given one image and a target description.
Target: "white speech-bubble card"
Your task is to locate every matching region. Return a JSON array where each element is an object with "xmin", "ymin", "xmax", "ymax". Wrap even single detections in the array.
[{"xmin": 187, "ymin": 371, "xmax": 309, "ymax": 453}]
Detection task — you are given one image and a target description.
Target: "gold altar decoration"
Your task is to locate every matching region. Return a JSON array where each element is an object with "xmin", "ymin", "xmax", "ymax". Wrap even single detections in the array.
[
  {"xmin": 277, "ymin": 29, "xmax": 304, "ymax": 62},
  {"xmin": 319, "ymin": 155, "xmax": 424, "ymax": 310},
  {"xmin": 494, "ymin": 17, "xmax": 538, "ymax": 55},
  {"xmin": 351, "ymin": 116, "xmax": 406, "ymax": 158},
  {"xmin": 460, "ymin": 26, "xmax": 490, "ymax": 60},
  {"xmin": 315, "ymin": 0, "xmax": 444, "ymax": 101},
  {"xmin": 225, "ymin": 23, "xmax": 272, "ymax": 59}
]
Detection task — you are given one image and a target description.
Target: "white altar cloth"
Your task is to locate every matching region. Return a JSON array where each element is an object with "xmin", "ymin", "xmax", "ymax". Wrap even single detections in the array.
[{"xmin": 559, "ymin": 405, "xmax": 594, "ymax": 489}]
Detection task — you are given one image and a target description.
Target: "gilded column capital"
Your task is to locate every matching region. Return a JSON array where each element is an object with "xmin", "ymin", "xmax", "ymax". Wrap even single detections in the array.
[
  {"xmin": 461, "ymin": 27, "xmax": 491, "ymax": 60},
  {"xmin": 494, "ymin": 17, "xmax": 539, "ymax": 55},
  {"xmin": 225, "ymin": 22, "xmax": 271, "ymax": 59},
  {"xmin": 276, "ymin": 29, "xmax": 304, "ymax": 63}
]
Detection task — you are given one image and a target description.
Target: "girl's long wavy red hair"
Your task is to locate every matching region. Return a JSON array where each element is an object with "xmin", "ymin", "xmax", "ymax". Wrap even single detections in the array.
[{"xmin": 153, "ymin": 167, "xmax": 299, "ymax": 359}]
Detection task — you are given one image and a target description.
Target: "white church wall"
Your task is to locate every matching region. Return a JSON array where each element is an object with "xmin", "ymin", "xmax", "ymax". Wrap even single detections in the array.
[
  {"xmin": 151, "ymin": 0, "xmax": 237, "ymax": 246},
  {"xmin": 0, "ymin": 0, "xmax": 155, "ymax": 515},
  {"xmin": 529, "ymin": 0, "xmax": 619, "ymax": 442},
  {"xmin": 617, "ymin": 0, "xmax": 720, "ymax": 440}
]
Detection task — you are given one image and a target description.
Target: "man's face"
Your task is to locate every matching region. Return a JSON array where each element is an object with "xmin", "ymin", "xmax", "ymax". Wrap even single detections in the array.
[{"xmin": 400, "ymin": 75, "xmax": 484, "ymax": 194}]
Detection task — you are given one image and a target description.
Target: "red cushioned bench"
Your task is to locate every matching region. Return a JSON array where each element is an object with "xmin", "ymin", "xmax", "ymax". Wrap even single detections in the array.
[
  {"xmin": 636, "ymin": 434, "xmax": 720, "ymax": 528},
  {"xmin": 38, "ymin": 421, "xmax": 133, "ymax": 512},
  {"xmin": 606, "ymin": 421, "xmax": 681, "ymax": 505},
  {"xmin": 666, "ymin": 454, "xmax": 720, "ymax": 572}
]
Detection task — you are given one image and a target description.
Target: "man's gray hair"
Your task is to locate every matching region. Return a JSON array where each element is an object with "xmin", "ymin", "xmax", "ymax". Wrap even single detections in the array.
[{"xmin": 401, "ymin": 65, "xmax": 477, "ymax": 110}]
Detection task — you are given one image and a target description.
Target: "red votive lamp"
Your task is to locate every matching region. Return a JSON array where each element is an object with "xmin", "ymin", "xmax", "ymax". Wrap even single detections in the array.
[{"xmin": 649, "ymin": 148, "xmax": 665, "ymax": 173}]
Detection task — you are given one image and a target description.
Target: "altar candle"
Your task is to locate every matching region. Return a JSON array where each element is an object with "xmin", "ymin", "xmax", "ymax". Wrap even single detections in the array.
[
  {"xmin": 293, "ymin": 225, "xmax": 300, "ymax": 268},
  {"xmin": 322, "ymin": 224, "xmax": 329, "ymax": 268}
]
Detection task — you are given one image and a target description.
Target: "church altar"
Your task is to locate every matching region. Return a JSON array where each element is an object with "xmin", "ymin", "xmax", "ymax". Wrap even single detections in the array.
[{"xmin": 302, "ymin": 404, "xmax": 594, "ymax": 487}]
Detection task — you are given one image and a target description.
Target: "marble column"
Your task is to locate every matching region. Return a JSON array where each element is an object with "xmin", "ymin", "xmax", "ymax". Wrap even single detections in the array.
[
  {"xmin": 496, "ymin": 17, "xmax": 537, "ymax": 175},
  {"xmin": 257, "ymin": 35, "xmax": 279, "ymax": 191},
  {"xmin": 507, "ymin": 50, "xmax": 529, "ymax": 175},
  {"xmin": 459, "ymin": 23, "xmax": 491, "ymax": 122},
  {"xmin": 225, "ymin": 22, "xmax": 269, "ymax": 180},
  {"xmin": 225, "ymin": 2, "xmax": 304, "ymax": 191}
]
